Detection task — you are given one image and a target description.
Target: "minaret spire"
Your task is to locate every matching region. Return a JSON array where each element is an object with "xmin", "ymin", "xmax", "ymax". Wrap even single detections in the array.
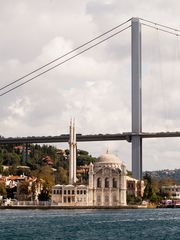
[
  {"xmin": 69, "ymin": 118, "xmax": 73, "ymax": 184},
  {"xmin": 68, "ymin": 118, "xmax": 77, "ymax": 184},
  {"xmin": 73, "ymin": 118, "xmax": 77, "ymax": 184}
]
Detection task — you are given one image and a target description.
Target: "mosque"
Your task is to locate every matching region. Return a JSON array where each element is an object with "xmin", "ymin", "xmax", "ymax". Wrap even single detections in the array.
[{"xmin": 52, "ymin": 121, "xmax": 133, "ymax": 206}]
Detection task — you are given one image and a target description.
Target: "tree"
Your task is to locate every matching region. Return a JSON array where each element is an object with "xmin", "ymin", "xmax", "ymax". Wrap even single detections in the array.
[
  {"xmin": 150, "ymin": 192, "xmax": 158, "ymax": 203},
  {"xmin": 17, "ymin": 181, "xmax": 29, "ymax": 195},
  {"xmin": 55, "ymin": 167, "xmax": 68, "ymax": 184},
  {"xmin": 17, "ymin": 181, "xmax": 30, "ymax": 200},
  {"xmin": 16, "ymin": 167, "xmax": 31, "ymax": 177},
  {"xmin": 151, "ymin": 178, "xmax": 160, "ymax": 193},
  {"xmin": 0, "ymin": 164, "xmax": 3, "ymax": 174},
  {"xmin": 6, "ymin": 186, "xmax": 17, "ymax": 199},
  {"xmin": 159, "ymin": 177, "xmax": 177, "ymax": 187},
  {"xmin": 143, "ymin": 173, "xmax": 154, "ymax": 200},
  {"xmin": 38, "ymin": 189, "xmax": 51, "ymax": 201},
  {"xmin": 77, "ymin": 150, "xmax": 96, "ymax": 166},
  {"xmin": 2, "ymin": 152, "xmax": 20, "ymax": 166},
  {"xmin": 127, "ymin": 195, "xmax": 142, "ymax": 205},
  {"xmin": 0, "ymin": 182, "xmax": 7, "ymax": 198},
  {"xmin": 78, "ymin": 150, "xmax": 89, "ymax": 155},
  {"xmin": 33, "ymin": 166, "xmax": 55, "ymax": 187},
  {"xmin": 33, "ymin": 166, "xmax": 55, "ymax": 201}
]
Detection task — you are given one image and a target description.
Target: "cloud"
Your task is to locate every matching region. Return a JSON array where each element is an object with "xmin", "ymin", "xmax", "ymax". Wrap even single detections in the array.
[
  {"xmin": 0, "ymin": 0, "xmax": 180, "ymax": 171},
  {"xmin": 8, "ymin": 97, "xmax": 32, "ymax": 117}
]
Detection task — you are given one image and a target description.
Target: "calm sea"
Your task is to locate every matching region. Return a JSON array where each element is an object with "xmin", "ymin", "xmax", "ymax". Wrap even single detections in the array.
[{"xmin": 0, "ymin": 208, "xmax": 179, "ymax": 239}]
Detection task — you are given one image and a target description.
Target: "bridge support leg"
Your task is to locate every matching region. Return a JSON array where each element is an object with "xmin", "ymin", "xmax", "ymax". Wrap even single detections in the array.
[
  {"xmin": 131, "ymin": 18, "xmax": 142, "ymax": 180},
  {"xmin": 132, "ymin": 137, "xmax": 142, "ymax": 180}
]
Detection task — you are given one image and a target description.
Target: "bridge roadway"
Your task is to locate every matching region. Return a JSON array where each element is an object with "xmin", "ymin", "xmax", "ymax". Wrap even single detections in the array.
[{"xmin": 1, "ymin": 131, "xmax": 180, "ymax": 144}]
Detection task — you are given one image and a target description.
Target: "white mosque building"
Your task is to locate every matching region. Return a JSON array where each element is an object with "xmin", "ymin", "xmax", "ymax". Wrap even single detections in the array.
[{"xmin": 51, "ymin": 120, "xmax": 127, "ymax": 206}]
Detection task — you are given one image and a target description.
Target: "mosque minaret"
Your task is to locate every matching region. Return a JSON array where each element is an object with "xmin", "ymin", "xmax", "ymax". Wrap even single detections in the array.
[{"xmin": 69, "ymin": 119, "xmax": 77, "ymax": 184}]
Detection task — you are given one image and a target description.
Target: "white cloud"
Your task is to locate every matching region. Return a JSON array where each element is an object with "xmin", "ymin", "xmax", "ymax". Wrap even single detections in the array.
[
  {"xmin": 8, "ymin": 97, "xmax": 32, "ymax": 117},
  {"xmin": 0, "ymin": 0, "xmax": 180, "ymax": 171}
]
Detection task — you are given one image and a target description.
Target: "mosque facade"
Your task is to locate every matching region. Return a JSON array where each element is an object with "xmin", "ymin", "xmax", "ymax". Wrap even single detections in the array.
[{"xmin": 51, "ymin": 120, "xmax": 127, "ymax": 206}]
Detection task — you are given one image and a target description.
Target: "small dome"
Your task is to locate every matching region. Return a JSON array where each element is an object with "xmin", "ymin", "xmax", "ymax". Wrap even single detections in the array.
[{"xmin": 96, "ymin": 153, "xmax": 121, "ymax": 164}]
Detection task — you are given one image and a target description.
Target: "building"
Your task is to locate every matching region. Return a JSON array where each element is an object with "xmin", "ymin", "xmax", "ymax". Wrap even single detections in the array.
[
  {"xmin": 126, "ymin": 176, "xmax": 144, "ymax": 197},
  {"xmin": 0, "ymin": 174, "xmax": 42, "ymax": 201},
  {"xmin": 51, "ymin": 120, "xmax": 127, "ymax": 206},
  {"xmin": 88, "ymin": 153, "xmax": 127, "ymax": 206},
  {"xmin": 161, "ymin": 185, "xmax": 180, "ymax": 199}
]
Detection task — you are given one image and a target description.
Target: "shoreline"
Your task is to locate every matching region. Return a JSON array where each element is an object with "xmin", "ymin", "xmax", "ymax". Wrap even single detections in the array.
[{"xmin": 0, "ymin": 205, "xmax": 148, "ymax": 210}]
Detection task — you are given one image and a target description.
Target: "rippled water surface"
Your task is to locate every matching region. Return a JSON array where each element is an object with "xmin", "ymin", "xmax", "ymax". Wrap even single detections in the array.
[{"xmin": 0, "ymin": 208, "xmax": 180, "ymax": 239}]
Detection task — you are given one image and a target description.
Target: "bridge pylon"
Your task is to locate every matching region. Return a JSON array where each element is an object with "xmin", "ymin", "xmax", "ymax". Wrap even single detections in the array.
[{"xmin": 131, "ymin": 17, "xmax": 142, "ymax": 180}]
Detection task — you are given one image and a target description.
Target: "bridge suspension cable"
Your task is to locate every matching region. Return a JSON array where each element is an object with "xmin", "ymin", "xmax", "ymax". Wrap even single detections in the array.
[
  {"xmin": 140, "ymin": 18, "xmax": 180, "ymax": 34},
  {"xmin": 2, "ymin": 17, "xmax": 180, "ymax": 97},
  {"xmin": 142, "ymin": 23, "xmax": 180, "ymax": 37},
  {"xmin": 0, "ymin": 19, "xmax": 131, "ymax": 96}
]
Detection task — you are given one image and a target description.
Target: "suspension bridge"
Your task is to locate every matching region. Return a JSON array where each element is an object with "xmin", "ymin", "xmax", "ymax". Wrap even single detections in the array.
[{"xmin": 1, "ymin": 17, "xmax": 180, "ymax": 180}]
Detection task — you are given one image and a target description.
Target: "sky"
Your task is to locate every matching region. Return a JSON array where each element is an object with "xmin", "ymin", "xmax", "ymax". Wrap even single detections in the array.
[{"xmin": 1, "ymin": 0, "xmax": 180, "ymax": 171}]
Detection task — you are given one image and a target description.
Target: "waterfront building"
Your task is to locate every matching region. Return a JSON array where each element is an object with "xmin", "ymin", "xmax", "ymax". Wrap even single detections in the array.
[
  {"xmin": 126, "ymin": 176, "xmax": 144, "ymax": 197},
  {"xmin": 161, "ymin": 185, "xmax": 180, "ymax": 199},
  {"xmin": 51, "ymin": 120, "xmax": 127, "ymax": 206},
  {"xmin": 0, "ymin": 174, "xmax": 42, "ymax": 201}
]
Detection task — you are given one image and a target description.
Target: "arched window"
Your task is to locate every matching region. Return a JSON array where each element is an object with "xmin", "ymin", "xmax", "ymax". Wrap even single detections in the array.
[
  {"xmin": 113, "ymin": 195, "xmax": 117, "ymax": 202},
  {"xmin": 97, "ymin": 195, "xmax": 101, "ymax": 202},
  {"xmin": 97, "ymin": 178, "xmax": 101, "ymax": 188},
  {"xmin": 105, "ymin": 195, "xmax": 109, "ymax": 203},
  {"xmin": 113, "ymin": 178, "xmax": 117, "ymax": 188},
  {"xmin": 105, "ymin": 178, "xmax": 109, "ymax": 188}
]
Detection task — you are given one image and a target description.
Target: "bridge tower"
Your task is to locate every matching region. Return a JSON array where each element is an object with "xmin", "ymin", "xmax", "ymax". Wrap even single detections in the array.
[{"xmin": 131, "ymin": 17, "xmax": 142, "ymax": 180}]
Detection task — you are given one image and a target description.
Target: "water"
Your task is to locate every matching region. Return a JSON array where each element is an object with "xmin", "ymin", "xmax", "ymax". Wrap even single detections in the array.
[{"xmin": 0, "ymin": 208, "xmax": 180, "ymax": 239}]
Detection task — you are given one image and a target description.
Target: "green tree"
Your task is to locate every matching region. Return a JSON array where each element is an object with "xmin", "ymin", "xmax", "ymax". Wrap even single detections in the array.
[
  {"xmin": 150, "ymin": 192, "xmax": 158, "ymax": 203},
  {"xmin": 159, "ymin": 177, "xmax": 177, "ymax": 187},
  {"xmin": 0, "ymin": 163, "xmax": 3, "ymax": 174},
  {"xmin": 33, "ymin": 166, "xmax": 55, "ymax": 200},
  {"xmin": 33, "ymin": 166, "xmax": 55, "ymax": 187},
  {"xmin": 17, "ymin": 181, "xmax": 30, "ymax": 200},
  {"xmin": 0, "ymin": 182, "xmax": 7, "ymax": 198},
  {"xmin": 17, "ymin": 181, "xmax": 29, "ymax": 195},
  {"xmin": 77, "ymin": 150, "xmax": 96, "ymax": 166},
  {"xmin": 143, "ymin": 173, "xmax": 154, "ymax": 200},
  {"xmin": 6, "ymin": 186, "xmax": 17, "ymax": 199},
  {"xmin": 55, "ymin": 167, "xmax": 68, "ymax": 184},
  {"xmin": 2, "ymin": 152, "xmax": 20, "ymax": 166},
  {"xmin": 38, "ymin": 189, "xmax": 51, "ymax": 201},
  {"xmin": 127, "ymin": 195, "xmax": 142, "ymax": 205}
]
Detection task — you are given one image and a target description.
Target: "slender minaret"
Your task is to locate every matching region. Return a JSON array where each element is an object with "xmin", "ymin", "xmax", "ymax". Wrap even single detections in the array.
[
  {"xmin": 69, "ymin": 119, "xmax": 73, "ymax": 184},
  {"xmin": 73, "ymin": 119, "xmax": 77, "ymax": 184},
  {"xmin": 68, "ymin": 119, "xmax": 77, "ymax": 184},
  {"xmin": 88, "ymin": 162, "xmax": 94, "ymax": 188}
]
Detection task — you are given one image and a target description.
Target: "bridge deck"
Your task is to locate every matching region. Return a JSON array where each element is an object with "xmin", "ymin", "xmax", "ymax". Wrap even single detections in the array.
[{"xmin": 0, "ymin": 132, "xmax": 180, "ymax": 144}]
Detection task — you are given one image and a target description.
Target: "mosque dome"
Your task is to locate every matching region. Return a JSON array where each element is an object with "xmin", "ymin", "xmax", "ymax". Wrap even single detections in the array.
[{"xmin": 96, "ymin": 153, "xmax": 122, "ymax": 164}]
